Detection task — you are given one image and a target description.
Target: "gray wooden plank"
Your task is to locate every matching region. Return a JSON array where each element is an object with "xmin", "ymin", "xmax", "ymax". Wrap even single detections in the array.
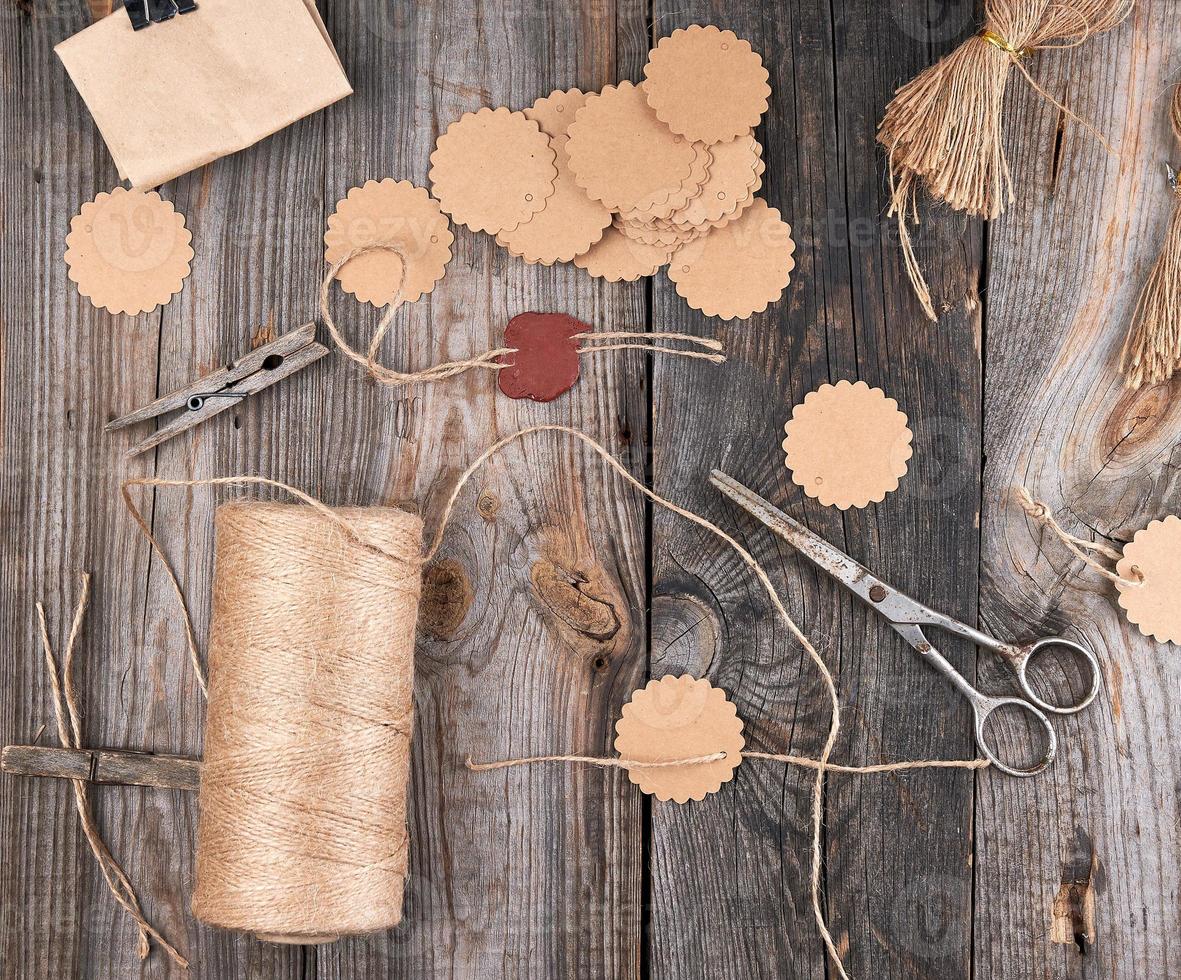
[
  {"xmin": 977, "ymin": 3, "xmax": 1181, "ymax": 976},
  {"xmin": 312, "ymin": 0, "xmax": 650, "ymax": 977},
  {"xmin": 0, "ymin": 2, "xmax": 185, "ymax": 978},
  {"xmin": 646, "ymin": 1, "xmax": 983, "ymax": 977}
]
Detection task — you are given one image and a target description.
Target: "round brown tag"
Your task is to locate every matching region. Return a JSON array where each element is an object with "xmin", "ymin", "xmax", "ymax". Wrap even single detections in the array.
[
  {"xmin": 613, "ymin": 675, "xmax": 744, "ymax": 803},
  {"xmin": 1117, "ymin": 516, "xmax": 1181, "ymax": 644}
]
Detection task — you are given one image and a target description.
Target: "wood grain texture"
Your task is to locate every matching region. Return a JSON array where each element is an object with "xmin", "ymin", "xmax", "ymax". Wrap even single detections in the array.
[
  {"xmin": 978, "ymin": 4, "xmax": 1181, "ymax": 977},
  {"xmin": 646, "ymin": 1, "xmax": 983, "ymax": 977},
  {"xmin": 1, "ymin": 1, "xmax": 1178, "ymax": 979},
  {"xmin": 1, "ymin": 746, "xmax": 201, "ymax": 791}
]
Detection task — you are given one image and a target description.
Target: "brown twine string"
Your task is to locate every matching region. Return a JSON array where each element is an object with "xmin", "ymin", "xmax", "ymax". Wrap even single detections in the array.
[
  {"xmin": 36, "ymin": 575, "xmax": 189, "ymax": 968},
  {"xmin": 113, "ymin": 426, "xmax": 849, "ymax": 974},
  {"xmin": 423, "ymin": 423, "xmax": 994, "ymax": 979},
  {"xmin": 1119, "ymin": 83, "xmax": 1181, "ymax": 389},
  {"xmin": 466, "ymin": 751, "xmax": 990, "ymax": 775},
  {"xmin": 189, "ymin": 501, "xmax": 420, "ymax": 941},
  {"xmin": 1016, "ymin": 485, "xmax": 1143, "ymax": 588},
  {"xmin": 877, "ymin": 0, "xmax": 1133, "ymax": 321},
  {"xmin": 99, "ymin": 424, "xmax": 990, "ymax": 976},
  {"xmin": 320, "ymin": 245, "xmax": 725, "ymax": 387}
]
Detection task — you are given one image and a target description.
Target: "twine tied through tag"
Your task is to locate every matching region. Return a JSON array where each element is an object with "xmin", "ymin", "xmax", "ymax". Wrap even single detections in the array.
[
  {"xmin": 320, "ymin": 245, "xmax": 724, "ymax": 391},
  {"xmin": 1016, "ymin": 486, "xmax": 1143, "ymax": 589}
]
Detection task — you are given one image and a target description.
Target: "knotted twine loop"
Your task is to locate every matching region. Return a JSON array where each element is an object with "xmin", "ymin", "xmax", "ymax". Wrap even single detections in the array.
[
  {"xmin": 1119, "ymin": 83, "xmax": 1181, "ymax": 389},
  {"xmin": 36, "ymin": 575, "xmax": 189, "ymax": 968},
  {"xmin": 320, "ymin": 244, "xmax": 514, "ymax": 387},
  {"xmin": 1016, "ymin": 486, "xmax": 1143, "ymax": 588},
  {"xmin": 877, "ymin": 0, "xmax": 1133, "ymax": 321},
  {"xmin": 319, "ymin": 245, "xmax": 725, "ymax": 389}
]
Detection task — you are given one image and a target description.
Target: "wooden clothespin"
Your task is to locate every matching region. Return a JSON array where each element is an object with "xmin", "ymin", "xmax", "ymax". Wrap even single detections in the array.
[
  {"xmin": 106, "ymin": 323, "xmax": 328, "ymax": 457},
  {"xmin": 2, "ymin": 744, "xmax": 200, "ymax": 791}
]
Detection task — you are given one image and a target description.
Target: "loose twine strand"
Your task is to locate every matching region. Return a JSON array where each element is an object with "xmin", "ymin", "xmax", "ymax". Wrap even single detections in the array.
[
  {"xmin": 74, "ymin": 425, "xmax": 985, "ymax": 976},
  {"xmin": 466, "ymin": 751, "xmax": 989, "ymax": 776},
  {"xmin": 1016, "ymin": 485, "xmax": 1143, "ymax": 588},
  {"xmin": 1119, "ymin": 83, "xmax": 1181, "ymax": 389},
  {"xmin": 877, "ymin": 0, "xmax": 1133, "ymax": 321},
  {"xmin": 320, "ymin": 245, "xmax": 724, "ymax": 388},
  {"xmin": 422, "ymin": 424, "xmax": 987, "ymax": 979},
  {"xmin": 36, "ymin": 574, "xmax": 189, "ymax": 968}
]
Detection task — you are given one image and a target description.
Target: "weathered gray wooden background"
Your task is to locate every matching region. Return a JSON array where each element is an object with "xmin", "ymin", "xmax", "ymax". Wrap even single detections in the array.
[{"xmin": 2, "ymin": 1, "xmax": 1178, "ymax": 977}]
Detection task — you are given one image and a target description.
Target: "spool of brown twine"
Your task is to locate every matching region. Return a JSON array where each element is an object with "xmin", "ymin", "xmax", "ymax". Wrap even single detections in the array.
[{"xmin": 191, "ymin": 501, "xmax": 423, "ymax": 942}]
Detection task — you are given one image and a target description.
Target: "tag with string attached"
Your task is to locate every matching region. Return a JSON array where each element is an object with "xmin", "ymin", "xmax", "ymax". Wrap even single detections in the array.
[{"xmin": 1017, "ymin": 489, "xmax": 1179, "ymax": 644}]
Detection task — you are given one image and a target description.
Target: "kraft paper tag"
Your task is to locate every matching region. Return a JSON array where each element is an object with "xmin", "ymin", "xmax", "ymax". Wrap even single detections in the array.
[
  {"xmin": 782, "ymin": 380, "xmax": 914, "ymax": 510},
  {"xmin": 496, "ymin": 136, "xmax": 612, "ymax": 265},
  {"xmin": 1117, "ymin": 516, "xmax": 1181, "ymax": 644},
  {"xmin": 573, "ymin": 224, "xmax": 671, "ymax": 282},
  {"xmin": 667, "ymin": 197, "xmax": 795, "ymax": 320},
  {"xmin": 324, "ymin": 179, "xmax": 453, "ymax": 307},
  {"xmin": 64, "ymin": 188, "xmax": 193, "ymax": 315},
  {"xmin": 614, "ymin": 675, "xmax": 744, "ymax": 804},
  {"xmin": 497, "ymin": 312, "xmax": 589, "ymax": 402},
  {"xmin": 619, "ymin": 142, "xmax": 712, "ymax": 223},
  {"xmin": 615, "ymin": 215, "xmax": 700, "ymax": 249},
  {"xmin": 673, "ymin": 134, "xmax": 762, "ymax": 227},
  {"xmin": 642, "ymin": 25, "xmax": 771, "ymax": 144},
  {"xmin": 565, "ymin": 81, "xmax": 698, "ymax": 213},
  {"xmin": 55, "ymin": 0, "xmax": 353, "ymax": 190},
  {"xmin": 429, "ymin": 107, "xmax": 557, "ymax": 234},
  {"xmin": 523, "ymin": 88, "xmax": 589, "ymax": 138}
]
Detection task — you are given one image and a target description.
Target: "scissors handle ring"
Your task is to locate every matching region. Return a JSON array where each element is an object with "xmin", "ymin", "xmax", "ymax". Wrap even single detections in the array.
[
  {"xmin": 1012, "ymin": 637, "xmax": 1102, "ymax": 715},
  {"xmin": 974, "ymin": 696, "xmax": 1057, "ymax": 777}
]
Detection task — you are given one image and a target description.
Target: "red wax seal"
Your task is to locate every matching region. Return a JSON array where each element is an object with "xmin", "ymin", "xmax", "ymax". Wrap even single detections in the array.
[{"xmin": 497, "ymin": 312, "xmax": 589, "ymax": 402}]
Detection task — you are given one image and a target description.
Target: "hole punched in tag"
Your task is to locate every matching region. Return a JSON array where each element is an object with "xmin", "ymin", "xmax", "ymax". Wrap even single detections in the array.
[{"xmin": 126, "ymin": 0, "xmax": 198, "ymax": 31}]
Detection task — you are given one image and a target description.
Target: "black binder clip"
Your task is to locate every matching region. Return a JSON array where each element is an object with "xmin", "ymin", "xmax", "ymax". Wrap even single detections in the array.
[{"xmin": 126, "ymin": 0, "xmax": 198, "ymax": 31}]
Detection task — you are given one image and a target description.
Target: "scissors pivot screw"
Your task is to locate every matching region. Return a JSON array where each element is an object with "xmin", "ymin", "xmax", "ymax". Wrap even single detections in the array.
[{"xmin": 869, "ymin": 584, "xmax": 888, "ymax": 602}]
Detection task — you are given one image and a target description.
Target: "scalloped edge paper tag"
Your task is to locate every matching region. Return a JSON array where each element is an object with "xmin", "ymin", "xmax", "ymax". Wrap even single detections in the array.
[
  {"xmin": 496, "ymin": 135, "xmax": 612, "ymax": 265},
  {"xmin": 1117, "ymin": 516, "xmax": 1181, "ymax": 644},
  {"xmin": 573, "ymin": 224, "xmax": 671, "ymax": 281},
  {"xmin": 324, "ymin": 178, "xmax": 453, "ymax": 306},
  {"xmin": 642, "ymin": 25, "xmax": 771, "ymax": 144},
  {"xmin": 523, "ymin": 88, "xmax": 589, "ymax": 138},
  {"xmin": 64, "ymin": 187, "xmax": 193, "ymax": 315},
  {"xmin": 566, "ymin": 81, "xmax": 697, "ymax": 213},
  {"xmin": 614, "ymin": 675, "xmax": 745, "ymax": 803},
  {"xmin": 782, "ymin": 380, "xmax": 914, "ymax": 509},
  {"xmin": 429, "ymin": 107, "xmax": 556, "ymax": 234},
  {"xmin": 667, "ymin": 197, "xmax": 795, "ymax": 320}
]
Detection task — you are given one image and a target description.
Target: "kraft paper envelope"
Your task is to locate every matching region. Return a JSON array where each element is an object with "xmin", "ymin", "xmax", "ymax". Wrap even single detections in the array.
[{"xmin": 56, "ymin": 0, "xmax": 352, "ymax": 190}]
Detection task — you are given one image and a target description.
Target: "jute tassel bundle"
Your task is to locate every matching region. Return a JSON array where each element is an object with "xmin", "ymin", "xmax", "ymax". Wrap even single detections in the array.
[
  {"xmin": 1120, "ymin": 84, "xmax": 1181, "ymax": 389},
  {"xmin": 877, "ymin": 0, "xmax": 1133, "ymax": 321}
]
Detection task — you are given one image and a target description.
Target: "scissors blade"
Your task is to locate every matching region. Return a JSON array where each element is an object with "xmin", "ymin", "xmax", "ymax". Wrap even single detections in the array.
[{"xmin": 709, "ymin": 470, "xmax": 931, "ymax": 623}]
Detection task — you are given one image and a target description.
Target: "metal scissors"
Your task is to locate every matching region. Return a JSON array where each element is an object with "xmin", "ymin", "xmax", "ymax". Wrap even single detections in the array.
[{"xmin": 710, "ymin": 471, "xmax": 1102, "ymax": 777}]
